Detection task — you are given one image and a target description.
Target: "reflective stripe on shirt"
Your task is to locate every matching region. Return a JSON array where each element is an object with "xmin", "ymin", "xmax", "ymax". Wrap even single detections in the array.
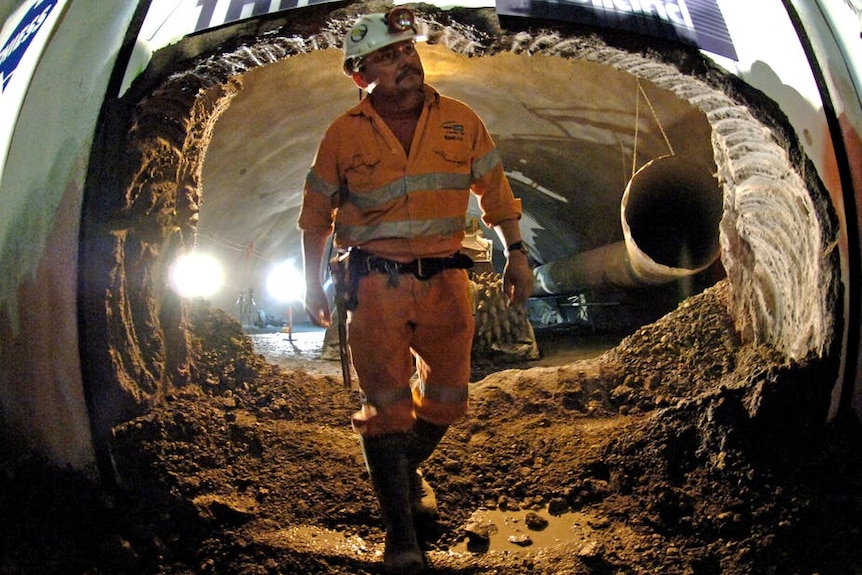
[
  {"xmin": 336, "ymin": 215, "xmax": 466, "ymax": 243},
  {"xmin": 346, "ymin": 172, "xmax": 472, "ymax": 210}
]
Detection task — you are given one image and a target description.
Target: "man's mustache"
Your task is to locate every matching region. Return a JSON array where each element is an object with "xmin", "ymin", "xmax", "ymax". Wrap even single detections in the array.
[{"xmin": 396, "ymin": 66, "xmax": 422, "ymax": 83}]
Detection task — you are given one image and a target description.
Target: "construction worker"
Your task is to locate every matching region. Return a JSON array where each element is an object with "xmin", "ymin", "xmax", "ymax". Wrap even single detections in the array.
[{"xmin": 298, "ymin": 9, "xmax": 532, "ymax": 573}]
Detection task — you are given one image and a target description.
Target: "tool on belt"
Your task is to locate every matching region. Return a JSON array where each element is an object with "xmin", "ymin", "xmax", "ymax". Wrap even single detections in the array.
[{"xmin": 329, "ymin": 252, "xmax": 353, "ymax": 390}]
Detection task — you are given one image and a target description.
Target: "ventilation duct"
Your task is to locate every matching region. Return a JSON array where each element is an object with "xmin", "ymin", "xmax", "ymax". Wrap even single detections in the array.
[{"xmin": 533, "ymin": 155, "xmax": 722, "ymax": 294}]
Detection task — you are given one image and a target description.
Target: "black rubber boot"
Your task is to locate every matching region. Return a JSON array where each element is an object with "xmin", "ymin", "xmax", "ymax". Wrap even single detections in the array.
[
  {"xmin": 408, "ymin": 419, "xmax": 449, "ymax": 464},
  {"xmin": 407, "ymin": 419, "xmax": 448, "ymax": 521},
  {"xmin": 360, "ymin": 433, "xmax": 425, "ymax": 574}
]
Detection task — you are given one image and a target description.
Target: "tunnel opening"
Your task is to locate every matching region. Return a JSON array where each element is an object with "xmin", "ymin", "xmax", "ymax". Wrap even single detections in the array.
[
  {"xmin": 194, "ymin": 38, "xmax": 722, "ymax": 373},
  {"xmin": 66, "ymin": 3, "xmax": 855, "ymax": 574}
]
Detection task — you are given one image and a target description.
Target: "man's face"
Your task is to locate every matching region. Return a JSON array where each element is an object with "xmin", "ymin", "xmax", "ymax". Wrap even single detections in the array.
[{"xmin": 360, "ymin": 40, "xmax": 424, "ymax": 96}]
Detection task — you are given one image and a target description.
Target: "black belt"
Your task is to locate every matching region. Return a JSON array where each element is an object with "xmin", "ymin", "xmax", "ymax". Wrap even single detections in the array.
[
  {"xmin": 350, "ymin": 249, "xmax": 474, "ymax": 282},
  {"xmin": 336, "ymin": 249, "xmax": 473, "ymax": 311}
]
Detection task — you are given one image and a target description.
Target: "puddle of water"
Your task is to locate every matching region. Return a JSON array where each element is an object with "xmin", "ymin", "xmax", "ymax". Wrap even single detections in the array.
[
  {"xmin": 451, "ymin": 507, "xmax": 602, "ymax": 555},
  {"xmin": 256, "ymin": 524, "xmax": 370, "ymax": 557}
]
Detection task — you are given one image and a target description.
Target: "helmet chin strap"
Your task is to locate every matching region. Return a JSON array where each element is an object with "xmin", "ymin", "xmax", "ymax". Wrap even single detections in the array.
[
  {"xmin": 356, "ymin": 81, "xmax": 377, "ymax": 102},
  {"xmin": 351, "ymin": 72, "xmax": 379, "ymax": 100}
]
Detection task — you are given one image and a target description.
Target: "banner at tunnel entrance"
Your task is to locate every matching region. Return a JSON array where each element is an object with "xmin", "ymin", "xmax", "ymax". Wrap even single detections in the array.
[
  {"xmin": 191, "ymin": 0, "xmax": 344, "ymax": 34},
  {"xmin": 0, "ymin": 0, "xmax": 68, "ymax": 180},
  {"xmin": 496, "ymin": 0, "xmax": 737, "ymax": 60},
  {"xmin": 141, "ymin": 0, "xmax": 344, "ymax": 48}
]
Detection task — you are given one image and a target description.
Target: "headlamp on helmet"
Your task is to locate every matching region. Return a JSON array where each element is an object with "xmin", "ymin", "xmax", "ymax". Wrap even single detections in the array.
[
  {"xmin": 342, "ymin": 9, "xmax": 421, "ymax": 76},
  {"xmin": 386, "ymin": 8, "xmax": 415, "ymax": 32}
]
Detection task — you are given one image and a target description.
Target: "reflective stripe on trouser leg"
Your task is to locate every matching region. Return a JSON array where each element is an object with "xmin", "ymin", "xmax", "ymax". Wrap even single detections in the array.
[
  {"xmin": 410, "ymin": 268, "xmax": 473, "ymax": 425},
  {"xmin": 348, "ymin": 268, "xmax": 474, "ymax": 436}
]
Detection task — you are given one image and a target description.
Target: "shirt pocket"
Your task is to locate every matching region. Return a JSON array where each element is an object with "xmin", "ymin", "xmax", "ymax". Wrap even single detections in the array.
[
  {"xmin": 433, "ymin": 146, "xmax": 472, "ymax": 172},
  {"xmin": 343, "ymin": 151, "xmax": 382, "ymax": 192}
]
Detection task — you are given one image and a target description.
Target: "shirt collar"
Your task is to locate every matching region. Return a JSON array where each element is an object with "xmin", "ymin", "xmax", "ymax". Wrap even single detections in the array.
[{"xmin": 347, "ymin": 83, "xmax": 439, "ymax": 117}]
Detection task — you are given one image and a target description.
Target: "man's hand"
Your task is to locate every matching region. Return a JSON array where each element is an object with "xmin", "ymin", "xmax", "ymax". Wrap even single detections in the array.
[
  {"xmin": 301, "ymin": 230, "xmax": 333, "ymax": 327},
  {"xmin": 503, "ymin": 252, "xmax": 533, "ymax": 307},
  {"xmin": 492, "ymin": 219, "xmax": 533, "ymax": 307},
  {"xmin": 304, "ymin": 282, "xmax": 332, "ymax": 328}
]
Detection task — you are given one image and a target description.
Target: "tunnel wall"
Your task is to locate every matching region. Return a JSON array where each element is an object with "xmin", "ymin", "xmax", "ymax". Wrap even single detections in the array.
[
  {"xmin": 783, "ymin": 0, "xmax": 862, "ymax": 420},
  {"xmin": 0, "ymin": 1, "xmax": 140, "ymax": 471}
]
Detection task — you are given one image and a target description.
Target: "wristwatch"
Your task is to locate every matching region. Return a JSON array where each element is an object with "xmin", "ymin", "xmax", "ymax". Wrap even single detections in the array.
[{"xmin": 505, "ymin": 241, "xmax": 528, "ymax": 257}]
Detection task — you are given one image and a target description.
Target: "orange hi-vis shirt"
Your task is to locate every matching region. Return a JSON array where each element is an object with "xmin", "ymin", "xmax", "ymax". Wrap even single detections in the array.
[{"xmin": 298, "ymin": 84, "xmax": 522, "ymax": 262}]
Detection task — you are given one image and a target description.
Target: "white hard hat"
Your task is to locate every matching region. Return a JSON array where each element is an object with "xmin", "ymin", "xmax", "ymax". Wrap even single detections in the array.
[{"xmin": 342, "ymin": 9, "xmax": 418, "ymax": 76}]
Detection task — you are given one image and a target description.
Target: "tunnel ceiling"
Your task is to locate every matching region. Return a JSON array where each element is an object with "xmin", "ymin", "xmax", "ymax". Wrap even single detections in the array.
[{"xmin": 197, "ymin": 30, "xmax": 715, "ymax": 313}]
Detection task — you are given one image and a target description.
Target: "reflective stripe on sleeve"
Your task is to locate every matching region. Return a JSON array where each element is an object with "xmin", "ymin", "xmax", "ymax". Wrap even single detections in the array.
[
  {"xmin": 305, "ymin": 169, "xmax": 341, "ymax": 198},
  {"xmin": 472, "ymin": 148, "xmax": 502, "ymax": 181}
]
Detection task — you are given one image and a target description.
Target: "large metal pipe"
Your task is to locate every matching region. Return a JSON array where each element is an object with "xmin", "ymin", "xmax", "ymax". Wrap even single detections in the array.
[{"xmin": 533, "ymin": 155, "xmax": 723, "ymax": 295}]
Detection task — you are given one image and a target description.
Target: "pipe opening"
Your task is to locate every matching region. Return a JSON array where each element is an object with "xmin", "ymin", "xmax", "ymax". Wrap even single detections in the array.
[{"xmin": 624, "ymin": 155, "xmax": 722, "ymax": 271}]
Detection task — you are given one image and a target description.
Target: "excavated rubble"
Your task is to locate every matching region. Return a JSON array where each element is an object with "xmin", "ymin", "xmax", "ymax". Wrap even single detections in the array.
[{"xmin": 3, "ymin": 279, "xmax": 859, "ymax": 575}]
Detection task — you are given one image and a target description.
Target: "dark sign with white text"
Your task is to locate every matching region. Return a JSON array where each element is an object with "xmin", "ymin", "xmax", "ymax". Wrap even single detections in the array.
[
  {"xmin": 496, "ymin": 0, "xmax": 737, "ymax": 60},
  {"xmin": 0, "ymin": 0, "xmax": 60, "ymax": 92},
  {"xmin": 192, "ymin": 0, "xmax": 340, "ymax": 34}
]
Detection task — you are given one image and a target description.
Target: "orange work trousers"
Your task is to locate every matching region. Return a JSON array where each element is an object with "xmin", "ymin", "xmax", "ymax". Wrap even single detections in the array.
[{"xmin": 347, "ymin": 268, "xmax": 474, "ymax": 436}]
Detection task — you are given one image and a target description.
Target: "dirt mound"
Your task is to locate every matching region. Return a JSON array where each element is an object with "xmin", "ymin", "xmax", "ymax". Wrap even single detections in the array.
[{"xmin": 2, "ymin": 280, "xmax": 860, "ymax": 574}]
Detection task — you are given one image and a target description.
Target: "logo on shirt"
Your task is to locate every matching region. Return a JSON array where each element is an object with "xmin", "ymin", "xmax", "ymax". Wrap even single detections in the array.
[{"xmin": 441, "ymin": 121, "xmax": 465, "ymax": 141}]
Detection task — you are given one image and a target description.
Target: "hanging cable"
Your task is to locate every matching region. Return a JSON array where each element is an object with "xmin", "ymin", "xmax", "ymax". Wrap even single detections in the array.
[
  {"xmin": 632, "ymin": 78, "xmax": 675, "ymax": 177},
  {"xmin": 632, "ymin": 80, "xmax": 641, "ymax": 179},
  {"xmin": 638, "ymin": 79, "xmax": 675, "ymax": 156}
]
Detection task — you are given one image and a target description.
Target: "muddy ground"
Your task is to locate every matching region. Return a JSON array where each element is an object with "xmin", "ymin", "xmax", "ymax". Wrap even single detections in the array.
[{"xmin": 2, "ymin": 279, "xmax": 861, "ymax": 574}]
